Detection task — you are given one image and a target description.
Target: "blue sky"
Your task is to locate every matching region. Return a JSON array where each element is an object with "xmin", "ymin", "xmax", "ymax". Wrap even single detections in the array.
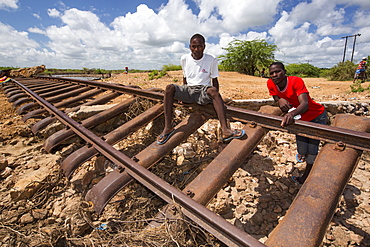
[{"xmin": 0, "ymin": 0, "xmax": 369, "ymax": 70}]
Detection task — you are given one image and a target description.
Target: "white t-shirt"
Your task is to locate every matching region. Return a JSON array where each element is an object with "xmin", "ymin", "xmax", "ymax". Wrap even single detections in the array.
[{"xmin": 180, "ymin": 53, "xmax": 219, "ymax": 86}]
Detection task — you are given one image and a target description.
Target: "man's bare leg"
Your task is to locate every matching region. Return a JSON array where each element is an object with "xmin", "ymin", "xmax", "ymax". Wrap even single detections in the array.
[
  {"xmin": 157, "ymin": 84, "xmax": 176, "ymax": 143},
  {"xmin": 207, "ymin": 87, "xmax": 243, "ymax": 138}
]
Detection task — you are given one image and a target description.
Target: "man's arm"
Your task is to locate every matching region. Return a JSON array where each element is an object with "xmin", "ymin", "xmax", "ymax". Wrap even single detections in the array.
[
  {"xmin": 273, "ymin": 95, "xmax": 291, "ymax": 113},
  {"xmin": 281, "ymin": 93, "xmax": 309, "ymax": 127},
  {"xmin": 212, "ymin": 78, "xmax": 219, "ymax": 91}
]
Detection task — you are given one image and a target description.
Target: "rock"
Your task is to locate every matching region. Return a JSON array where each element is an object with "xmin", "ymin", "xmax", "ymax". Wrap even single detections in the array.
[
  {"xmin": 0, "ymin": 167, "xmax": 12, "ymax": 178},
  {"xmin": 259, "ymin": 194, "xmax": 272, "ymax": 203},
  {"xmin": 234, "ymin": 177, "xmax": 248, "ymax": 190},
  {"xmin": 10, "ymin": 161, "xmax": 55, "ymax": 200},
  {"xmin": 215, "ymin": 200, "xmax": 232, "ymax": 215},
  {"xmin": 9, "ymin": 65, "xmax": 46, "ymax": 77},
  {"xmin": 235, "ymin": 204, "xmax": 248, "ymax": 215},
  {"xmin": 32, "ymin": 209, "xmax": 48, "ymax": 220},
  {"xmin": 0, "ymin": 155, "xmax": 9, "ymax": 171},
  {"xmin": 19, "ymin": 213, "xmax": 34, "ymax": 224},
  {"xmin": 230, "ymin": 187, "xmax": 240, "ymax": 204},
  {"xmin": 275, "ymin": 181, "xmax": 288, "ymax": 191}
]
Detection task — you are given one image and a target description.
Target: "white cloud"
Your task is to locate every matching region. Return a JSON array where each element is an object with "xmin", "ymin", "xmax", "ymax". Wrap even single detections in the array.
[
  {"xmin": 28, "ymin": 27, "xmax": 45, "ymax": 35},
  {"xmin": 48, "ymin": 8, "xmax": 61, "ymax": 18},
  {"xmin": 0, "ymin": 0, "xmax": 18, "ymax": 10},
  {"xmin": 32, "ymin": 13, "xmax": 41, "ymax": 20},
  {"xmin": 0, "ymin": 22, "xmax": 50, "ymax": 66},
  {"xmin": 195, "ymin": 0, "xmax": 280, "ymax": 34}
]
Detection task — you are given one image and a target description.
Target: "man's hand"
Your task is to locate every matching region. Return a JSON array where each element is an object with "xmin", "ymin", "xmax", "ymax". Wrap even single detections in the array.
[
  {"xmin": 281, "ymin": 112, "xmax": 295, "ymax": 127},
  {"xmin": 277, "ymin": 98, "xmax": 291, "ymax": 112}
]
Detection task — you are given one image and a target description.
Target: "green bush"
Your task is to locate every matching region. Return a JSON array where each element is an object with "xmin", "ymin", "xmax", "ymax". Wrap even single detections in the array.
[
  {"xmin": 285, "ymin": 63, "xmax": 321, "ymax": 77},
  {"xmin": 148, "ymin": 70, "xmax": 167, "ymax": 80},
  {"xmin": 162, "ymin": 64, "xmax": 181, "ymax": 71},
  {"xmin": 324, "ymin": 61, "xmax": 356, "ymax": 81}
]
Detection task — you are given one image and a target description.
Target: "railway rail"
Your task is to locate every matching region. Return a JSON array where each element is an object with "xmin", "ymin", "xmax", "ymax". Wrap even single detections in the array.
[{"xmin": 2, "ymin": 76, "xmax": 370, "ymax": 246}]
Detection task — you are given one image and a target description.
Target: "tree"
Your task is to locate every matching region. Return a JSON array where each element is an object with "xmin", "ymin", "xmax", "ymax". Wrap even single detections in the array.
[
  {"xmin": 219, "ymin": 39, "xmax": 277, "ymax": 76},
  {"xmin": 323, "ymin": 61, "xmax": 356, "ymax": 81}
]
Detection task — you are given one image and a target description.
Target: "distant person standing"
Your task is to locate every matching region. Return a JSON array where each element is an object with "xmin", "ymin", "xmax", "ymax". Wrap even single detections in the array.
[
  {"xmin": 261, "ymin": 68, "xmax": 266, "ymax": 78},
  {"xmin": 353, "ymin": 57, "xmax": 367, "ymax": 83},
  {"xmin": 267, "ymin": 62, "xmax": 327, "ymax": 184},
  {"xmin": 0, "ymin": 70, "xmax": 10, "ymax": 85}
]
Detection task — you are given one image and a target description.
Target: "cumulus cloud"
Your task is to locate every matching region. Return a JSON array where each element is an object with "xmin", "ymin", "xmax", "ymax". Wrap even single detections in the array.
[
  {"xmin": 0, "ymin": 0, "xmax": 18, "ymax": 10},
  {"xmin": 0, "ymin": 22, "xmax": 50, "ymax": 66},
  {"xmin": 193, "ymin": 0, "xmax": 280, "ymax": 35},
  {"xmin": 48, "ymin": 8, "xmax": 61, "ymax": 18},
  {"xmin": 28, "ymin": 27, "xmax": 45, "ymax": 35}
]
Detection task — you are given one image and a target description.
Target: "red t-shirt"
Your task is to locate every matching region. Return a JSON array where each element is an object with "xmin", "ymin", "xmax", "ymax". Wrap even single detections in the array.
[
  {"xmin": 267, "ymin": 76, "xmax": 325, "ymax": 121},
  {"xmin": 357, "ymin": 61, "xmax": 367, "ymax": 69}
]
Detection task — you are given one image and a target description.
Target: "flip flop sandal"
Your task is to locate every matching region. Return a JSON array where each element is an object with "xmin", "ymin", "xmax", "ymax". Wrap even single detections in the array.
[
  {"xmin": 157, "ymin": 129, "xmax": 176, "ymax": 145},
  {"xmin": 290, "ymin": 176, "xmax": 303, "ymax": 185},
  {"xmin": 296, "ymin": 153, "xmax": 304, "ymax": 163},
  {"xmin": 222, "ymin": 129, "xmax": 246, "ymax": 142}
]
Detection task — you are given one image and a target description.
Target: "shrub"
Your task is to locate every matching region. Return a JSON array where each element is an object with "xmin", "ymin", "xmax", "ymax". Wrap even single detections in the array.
[
  {"xmin": 162, "ymin": 64, "xmax": 181, "ymax": 71},
  {"xmin": 325, "ymin": 61, "xmax": 356, "ymax": 81},
  {"xmin": 285, "ymin": 63, "xmax": 321, "ymax": 77},
  {"xmin": 148, "ymin": 70, "xmax": 167, "ymax": 80}
]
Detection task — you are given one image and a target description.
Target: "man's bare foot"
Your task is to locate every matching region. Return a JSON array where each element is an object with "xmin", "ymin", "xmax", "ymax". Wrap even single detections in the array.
[
  {"xmin": 157, "ymin": 128, "xmax": 176, "ymax": 145},
  {"xmin": 222, "ymin": 129, "xmax": 246, "ymax": 142},
  {"xmin": 296, "ymin": 154, "xmax": 306, "ymax": 163}
]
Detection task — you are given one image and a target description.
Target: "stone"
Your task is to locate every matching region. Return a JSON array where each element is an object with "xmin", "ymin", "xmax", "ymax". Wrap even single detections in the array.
[
  {"xmin": 234, "ymin": 177, "xmax": 248, "ymax": 190},
  {"xmin": 19, "ymin": 213, "xmax": 34, "ymax": 224},
  {"xmin": 235, "ymin": 204, "xmax": 248, "ymax": 215},
  {"xmin": 10, "ymin": 162, "xmax": 55, "ymax": 200},
  {"xmin": 0, "ymin": 167, "xmax": 12, "ymax": 178},
  {"xmin": 0, "ymin": 155, "xmax": 9, "ymax": 171},
  {"xmin": 32, "ymin": 209, "xmax": 48, "ymax": 220},
  {"xmin": 275, "ymin": 181, "xmax": 288, "ymax": 191}
]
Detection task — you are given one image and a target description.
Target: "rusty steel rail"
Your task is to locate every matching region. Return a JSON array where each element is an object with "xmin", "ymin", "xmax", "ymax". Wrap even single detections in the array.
[
  {"xmin": 30, "ymin": 76, "xmax": 370, "ymax": 152},
  {"xmin": 8, "ymin": 78, "xmax": 267, "ymax": 247}
]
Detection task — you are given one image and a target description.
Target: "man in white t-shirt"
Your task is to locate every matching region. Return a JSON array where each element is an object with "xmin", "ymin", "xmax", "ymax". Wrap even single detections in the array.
[{"xmin": 157, "ymin": 33, "xmax": 245, "ymax": 144}]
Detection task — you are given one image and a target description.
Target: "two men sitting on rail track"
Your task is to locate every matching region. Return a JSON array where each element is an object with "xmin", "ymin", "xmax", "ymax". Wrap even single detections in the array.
[
  {"xmin": 157, "ymin": 33, "xmax": 245, "ymax": 145},
  {"xmin": 267, "ymin": 62, "xmax": 327, "ymax": 185}
]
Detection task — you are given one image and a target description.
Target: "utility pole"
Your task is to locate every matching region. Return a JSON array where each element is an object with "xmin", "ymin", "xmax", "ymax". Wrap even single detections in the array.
[
  {"xmin": 341, "ymin": 33, "xmax": 361, "ymax": 63},
  {"xmin": 351, "ymin": 34, "xmax": 361, "ymax": 62}
]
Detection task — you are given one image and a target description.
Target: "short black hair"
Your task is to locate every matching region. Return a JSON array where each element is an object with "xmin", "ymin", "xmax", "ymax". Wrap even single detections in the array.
[
  {"xmin": 190, "ymin": 33, "xmax": 205, "ymax": 44},
  {"xmin": 270, "ymin": 61, "xmax": 285, "ymax": 70}
]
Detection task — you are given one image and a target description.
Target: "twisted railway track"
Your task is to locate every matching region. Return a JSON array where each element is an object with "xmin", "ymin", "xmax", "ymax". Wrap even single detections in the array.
[{"xmin": 2, "ymin": 76, "xmax": 370, "ymax": 246}]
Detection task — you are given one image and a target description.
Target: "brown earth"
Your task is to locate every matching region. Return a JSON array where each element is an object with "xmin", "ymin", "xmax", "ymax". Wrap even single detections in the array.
[{"xmin": 0, "ymin": 72, "xmax": 369, "ymax": 246}]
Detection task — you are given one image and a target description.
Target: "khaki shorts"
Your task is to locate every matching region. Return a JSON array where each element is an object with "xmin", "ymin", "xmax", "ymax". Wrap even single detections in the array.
[{"xmin": 173, "ymin": 84, "xmax": 212, "ymax": 105}]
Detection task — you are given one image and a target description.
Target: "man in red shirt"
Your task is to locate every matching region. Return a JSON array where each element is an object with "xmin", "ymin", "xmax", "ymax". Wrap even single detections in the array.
[
  {"xmin": 353, "ymin": 57, "xmax": 367, "ymax": 83},
  {"xmin": 267, "ymin": 62, "xmax": 327, "ymax": 184}
]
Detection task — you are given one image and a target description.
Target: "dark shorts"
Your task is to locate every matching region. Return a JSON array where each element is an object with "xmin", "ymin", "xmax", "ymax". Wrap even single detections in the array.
[
  {"xmin": 173, "ymin": 84, "xmax": 212, "ymax": 105},
  {"xmin": 296, "ymin": 110, "xmax": 327, "ymax": 164},
  {"xmin": 356, "ymin": 69, "xmax": 365, "ymax": 74}
]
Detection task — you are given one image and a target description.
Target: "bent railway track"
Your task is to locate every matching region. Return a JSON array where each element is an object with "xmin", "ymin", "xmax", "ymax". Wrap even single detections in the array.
[{"xmin": 2, "ymin": 76, "xmax": 370, "ymax": 247}]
